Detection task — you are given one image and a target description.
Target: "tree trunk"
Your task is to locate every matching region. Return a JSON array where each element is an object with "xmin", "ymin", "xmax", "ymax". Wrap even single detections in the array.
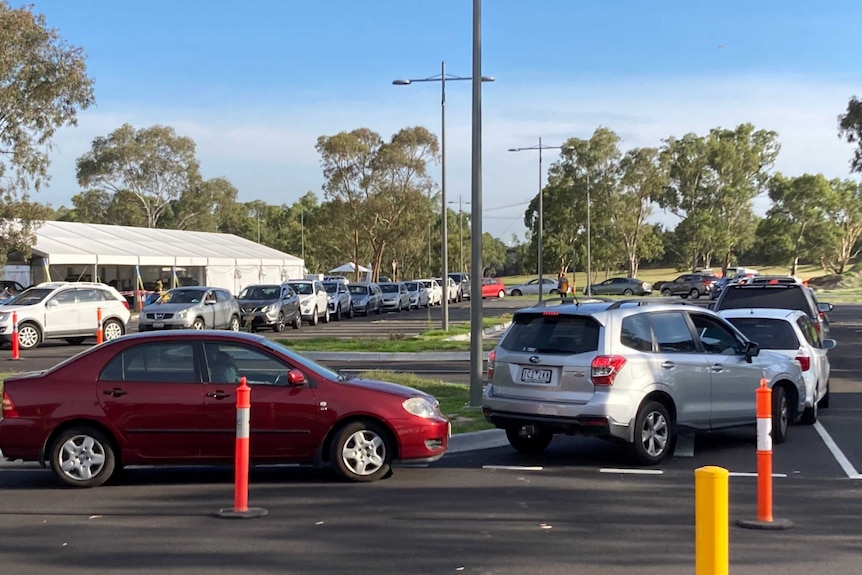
[
  {"xmin": 353, "ymin": 229, "xmax": 361, "ymax": 282},
  {"xmin": 691, "ymin": 248, "xmax": 698, "ymax": 273},
  {"xmin": 791, "ymin": 222, "xmax": 806, "ymax": 277}
]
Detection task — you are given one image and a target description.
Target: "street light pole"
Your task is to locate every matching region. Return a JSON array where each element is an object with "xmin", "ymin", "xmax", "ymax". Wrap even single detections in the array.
[
  {"xmin": 586, "ymin": 169, "xmax": 591, "ymax": 296},
  {"xmin": 448, "ymin": 195, "xmax": 471, "ymax": 273},
  {"xmin": 508, "ymin": 139, "xmax": 570, "ymax": 302},
  {"xmin": 469, "ymin": 0, "xmax": 484, "ymax": 407},
  {"xmin": 393, "ymin": 64, "xmax": 494, "ymax": 331}
]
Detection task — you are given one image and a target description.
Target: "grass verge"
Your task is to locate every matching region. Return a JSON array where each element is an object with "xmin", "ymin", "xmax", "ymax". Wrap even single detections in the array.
[{"xmin": 358, "ymin": 370, "xmax": 493, "ymax": 434}]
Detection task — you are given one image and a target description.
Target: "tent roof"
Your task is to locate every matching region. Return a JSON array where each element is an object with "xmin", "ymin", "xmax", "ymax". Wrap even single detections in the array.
[
  {"xmin": 329, "ymin": 262, "xmax": 370, "ymax": 273},
  {"xmin": 30, "ymin": 220, "xmax": 304, "ymax": 267}
]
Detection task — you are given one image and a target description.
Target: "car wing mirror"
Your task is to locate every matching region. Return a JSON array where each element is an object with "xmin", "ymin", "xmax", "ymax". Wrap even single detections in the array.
[
  {"xmin": 46, "ymin": 299, "xmax": 59, "ymax": 308},
  {"xmin": 286, "ymin": 369, "xmax": 306, "ymax": 386},
  {"xmin": 823, "ymin": 338, "xmax": 837, "ymax": 350},
  {"xmin": 744, "ymin": 341, "xmax": 760, "ymax": 363},
  {"xmin": 817, "ymin": 302, "xmax": 834, "ymax": 313}
]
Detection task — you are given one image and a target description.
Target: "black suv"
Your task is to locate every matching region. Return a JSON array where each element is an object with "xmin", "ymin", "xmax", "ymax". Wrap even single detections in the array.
[
  {"xmin": 712, "ymin": 276, "xmax": 833, "ymax": 339},
  {"xmin": 448, "ymin": 272, "xmax": 471, "ymax": 302},
  {"xmin": 659, "ymin": 274, "xmax": 718, "ymax": 299}
]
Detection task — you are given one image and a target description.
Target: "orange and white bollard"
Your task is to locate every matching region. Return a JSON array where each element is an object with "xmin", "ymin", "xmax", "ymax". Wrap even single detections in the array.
[
  {"xmin": 737, "ymin": 378, "xmax": 793, "ymax": 530},
  {"xmin": 215, "ymin": 376, "xmax": 267, "ymax": 519},
  {"xmin": 96, "ymin": 307, "xmax": 104, "ymax": 345},
  {"xmin": 9, "ymin": 311, "xmax": 20, "ymax": 361},
  {"xmin": 136, "ymin": 289, "xmax": 143, "ymax": 312}
]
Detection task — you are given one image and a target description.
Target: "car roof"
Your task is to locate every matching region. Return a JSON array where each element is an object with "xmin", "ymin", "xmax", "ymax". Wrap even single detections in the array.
[{"xmin": 717, "ymin": 308, "xmax": 804, "ymax": 320}]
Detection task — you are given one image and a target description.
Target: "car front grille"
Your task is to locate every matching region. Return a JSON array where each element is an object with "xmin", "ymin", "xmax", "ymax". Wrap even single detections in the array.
[{"xmin": 146, "ymin": 313, "xmax": 175, "ymax": 319}]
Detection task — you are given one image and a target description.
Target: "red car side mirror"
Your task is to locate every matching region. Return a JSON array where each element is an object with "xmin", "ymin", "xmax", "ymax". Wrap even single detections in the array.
[{"xmin": 287, "ymin": 369, "xmax": 306, "ymax": 386}]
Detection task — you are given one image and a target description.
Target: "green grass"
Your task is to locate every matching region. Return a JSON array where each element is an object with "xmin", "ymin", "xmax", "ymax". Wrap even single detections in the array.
[{"xmin": 358, "ymin": 370, "xmax": 492, "ymax": 434}]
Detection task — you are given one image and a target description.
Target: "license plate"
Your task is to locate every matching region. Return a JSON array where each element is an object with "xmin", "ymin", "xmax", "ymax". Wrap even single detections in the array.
[
  {"xmin": 153, "ymin": 322, "xmax": 164, "ymax": 328},
  {"xmin": 520, "ymin": 368, "xmax": 553, "ymax": 384}
]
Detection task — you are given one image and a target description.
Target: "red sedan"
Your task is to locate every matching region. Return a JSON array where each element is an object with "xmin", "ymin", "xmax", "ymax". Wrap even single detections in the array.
[
  {"xmin": 481, "ymin": 277, "xmax": 506, "ymax": 299},
  {"xmin": 0, "ymin": 331, "xmax": 450, "ymax": 487}
]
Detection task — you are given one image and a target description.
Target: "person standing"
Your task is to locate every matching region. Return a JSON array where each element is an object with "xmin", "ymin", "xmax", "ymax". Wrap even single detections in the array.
[{"xmin": 557, "ymin": 273, "xmax": 569, "ymax": 299}]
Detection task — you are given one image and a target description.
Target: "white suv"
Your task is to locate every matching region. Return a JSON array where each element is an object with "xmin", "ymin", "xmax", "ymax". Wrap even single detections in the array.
[
  {"xmin": 286, "ymin": 280, "xmax": 330, "ymax": 325},
  {"xmin": 482, "ymin": 299, "xmax": 806, "ymax": 465},
  {"xmin": 0, "ymin": 282, "xmax": 131, "ymax": 350}
]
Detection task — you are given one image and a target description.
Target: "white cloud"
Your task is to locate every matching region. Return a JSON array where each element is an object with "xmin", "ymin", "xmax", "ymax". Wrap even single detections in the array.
[{"xmin": 38, "ymin": 73, "xmax": 859, "ymax": 238}]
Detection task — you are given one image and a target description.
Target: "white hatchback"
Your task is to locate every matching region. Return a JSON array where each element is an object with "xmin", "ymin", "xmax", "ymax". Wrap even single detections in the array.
[
  {"xmin": 0, "ymin": 282, "xmax": 131, "ymax": 350},
  {"xmin": 718, "ymin": 308, "xmax": 834, "ymax": 424}
]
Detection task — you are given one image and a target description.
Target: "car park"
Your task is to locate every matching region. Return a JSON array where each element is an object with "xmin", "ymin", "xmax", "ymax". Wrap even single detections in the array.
[
  {"xmin": 237, "ymin": 284, "xmax": 301, "ymax": 332},
  {"xmin": 482, "ymin": 299, "xmax": 806, "ymax": 465},
  {"xmin": 659, "ymin": 273, "xmax": 717, "ymax": 299},
  {"xmin": 584, "ymin": 277, "xmax": 652, "ymax": 296},
  {"xmin": 286, "ymin": 279, "xmax": 330, "ymax": 325},
  {"xmin": 508, "ymin": 278, "xmax": 559, "ymax": 297},
  {"xmin": 380, "ymin": 282, "xmax": 410, "ymax": 312},
  {"xmin": 139, "ymin": 287, "xmax": 241, "ymax": 332},
  {"xmin": 0, "ymin": 330, "xmax": 450, "ymax": 487},
  {"xmin": 347, "ymin": 282, "xmax": 383, "ymax": 315},
  {"xmin": 481, "ymin": 277, "xmax": 506, "ymax": 299},
  {"xmin": 404, "ymin": 280, "xmax": 430, "ymax": 309},
  {"xmin": 712, "ymin": 276, "xmax": 832, "ymax": 340},
  {"xmin": 718, "ymin": 308, "xmax": 835, "ymax": 423},
  {"xmin": 322, "ymin": 280, "xmax": 354, "ymax": 320},
  {"xmin": 418, "ymin": 278, "xmax": 442, "ymax": 305},
  {"xmin": 0, "ymin": 282, "xmax": 131, "ymax": 349}
]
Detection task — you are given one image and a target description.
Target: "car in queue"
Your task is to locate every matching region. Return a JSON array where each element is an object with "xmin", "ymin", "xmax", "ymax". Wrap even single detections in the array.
[
  {"xmin": 0, "ymin": 331, "xmax": 451, "ymax": 487},
  {"xmin": 236, "ymin": 284, "xmax": 301, "ymax": 332},
  {"xmin": 139, "ymin": 287, "xmax": 241, "ymax": 332},
  {"xmin": 508, "ymin": 278, "xmax": 559, "ymax": 297},
  {"xmin": 404, "ymin": 280, "xmax": 430, "ymax": 309},
  {"xmin": 481, "ymin": 277, "xmax": 506, "ymax": 299},
  {"xmin": 584, "ymin": 277, "xmax": 652, "ymax": 296},
  {"xmin": 379, "ymin": 282, "xmax": 410, "ymax": 312},
  {"xmin": 322, "ymin": 280, "xmax": 354, "ymax": 321},
  {"xmin": 482, "ymin": 299, "xmax": 806, "ymax": 465},
  {"xmin": 347, "ymin": 282, "xmax": 383, "ymax": 316},
  {"xmin": 285, "ymin": 280, "xmax": 330, "ymax": 326},
  {"xmin": 418, "ymin": 278, "xmax": 442, "ymax": 306}
]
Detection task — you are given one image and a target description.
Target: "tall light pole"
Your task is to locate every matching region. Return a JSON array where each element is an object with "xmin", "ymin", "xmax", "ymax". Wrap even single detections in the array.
[
  {"xmin": 393, "ymin": 64, "xmax": 494, "ymax": 331},
  {"xmin": 508, "ymin": 139, "xmax": 570, "ymax": 302},
  {"xmin": 448, "ymin": 195, "xmax": 471, "ymax": 273},
  {"xmin": 469, "ymin": 0, "xmax": 484, "ymax": 407},
  {"xmin": 586, "ymin": 169, "xmax": 592, "ymax": 296}
]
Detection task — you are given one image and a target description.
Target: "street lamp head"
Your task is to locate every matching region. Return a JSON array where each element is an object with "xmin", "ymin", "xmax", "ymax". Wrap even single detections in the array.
[
  {"xmin": 481, "ymin": 76, "xmax": 496, "ymax": 82},
  {"xmin": 507, "ymin": 148, "xmax": 519, "ymax": 152},
  {"xmin": 392, "ymin": 79, "xmax": 412, "ymax": 86}
]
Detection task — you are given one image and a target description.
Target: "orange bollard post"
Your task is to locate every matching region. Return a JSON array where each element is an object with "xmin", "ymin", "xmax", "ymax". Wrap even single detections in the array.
[
  {"xmin": 737, "ymin": 378, "xmax": 793, "ymax": 530},
  {"xmin": 136, "ymin": 289, "xmax": 143, "ymax": 312},
  {"xmin": 96, "ymin": 307, "xmax": 103, "ymax": 344},
  {"xmin": 9, "ymin": 311, "xmax": 20, "ymax": 361},
  {"xmin": 215, "ymin": 376, "xmax": 267, "ymax": 519}
]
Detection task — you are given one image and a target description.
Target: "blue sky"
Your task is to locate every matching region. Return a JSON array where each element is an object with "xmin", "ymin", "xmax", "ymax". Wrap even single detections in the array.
[{"xmin": 31, "ymin": 0, "xmax": 862, "ymax": 240}]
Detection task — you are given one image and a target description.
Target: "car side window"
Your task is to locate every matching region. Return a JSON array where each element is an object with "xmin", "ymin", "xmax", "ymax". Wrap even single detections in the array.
[
  {"xmin": 76, "ymin": 288, "xmax": 102, "ymax": 303},
  {"xmin": 49, "ymin": 289, "xmax": 77, "ymax": 306},
  {"xmin": 649, "ymin": 312, "xmax": 697, "ymax": 353},
  {"xmin": 796, "ymin": 316, "xmax": 821, "ymax": 348},
  {"xmin": 204, "ymin": 290, "xmax": 217, "ymax": 303},
  {"xmin": 100, "ymin": 342, "xmax": 198, "ymax": 383},
  {"xmin": 282, "ymin": 286, "xmax": 294, "ymax": 299},
  {"xmin": 215, "ymin": 290, "xmax": 231, "ymax": 303},
  {"xmin": 689, "ymin": 314, "xmax": 743, "ymax": 355},
  {"xmin": 620, "ymin": 313, "xmax": 653, "ymax": 352},
  {"xmin": 204, "ymin": 342, "xmax": 295, "ymax": 386}
]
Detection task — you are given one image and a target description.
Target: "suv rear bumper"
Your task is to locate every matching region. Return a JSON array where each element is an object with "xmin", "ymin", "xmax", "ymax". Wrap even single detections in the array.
[{"xmin": 481, "ymin": 405, "xmax": 633, "ymax": 443}]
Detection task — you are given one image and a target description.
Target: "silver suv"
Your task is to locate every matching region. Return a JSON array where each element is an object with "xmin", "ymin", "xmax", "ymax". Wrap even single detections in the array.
[
  {"xmin": 482, "ymin": 299, "xmax": 806, "ymax": 465},
  {"xmin": 139, "ymin": 287, "xmax": 241, "ymax": 331}
]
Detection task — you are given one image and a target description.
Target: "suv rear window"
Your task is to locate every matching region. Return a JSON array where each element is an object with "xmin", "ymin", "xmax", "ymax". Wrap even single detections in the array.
[
  {"xmin": 501, "ymin": 313, "xmax": 600, "ymax": 355},
  {"xmin": 724, "ymin": 317, "xmax": 800, "ymax": 350},
  {"xmin": 716, "ymin": 286, "xmax": 814, "ymax": 317}
]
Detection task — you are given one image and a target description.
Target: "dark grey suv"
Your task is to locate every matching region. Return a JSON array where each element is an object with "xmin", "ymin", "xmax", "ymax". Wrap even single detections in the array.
[{"xmin": 448, "ymin": 272, "xmax": 471, "ymax": 301}]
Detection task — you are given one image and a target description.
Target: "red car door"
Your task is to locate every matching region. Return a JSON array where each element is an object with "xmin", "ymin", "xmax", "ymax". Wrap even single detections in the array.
[
  {"xmin": 200, "ymin": 342, "xmax": 325, "ymax": 462},
  {"xmin": 97, "ymin": 341, "xmax": 205, "ymax": 460}
]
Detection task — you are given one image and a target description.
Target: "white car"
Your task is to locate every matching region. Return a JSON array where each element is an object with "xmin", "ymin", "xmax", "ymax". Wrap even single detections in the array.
[
  {"xmin": 719, "ymin": 308, "xmax": 835, "ymax": 424},
  {"xmin": 285, "ymin": 280, "xmax": 330, "ymax": 325},
  {"xmin": 507, "ymin": 277, "xmax": 559, "ymax": 297},
  {"xmin": 418, "ymin": 279, "xmax": 442, "ymax": 306},
  {"xmin": 404, "ymin": 280, "xmax": 430, "ymax": 309},
  {"xmin": 435, "ymin": 277, "xmax": 459, "ymax": 303},
  {"xmin": 0, "ymin": 282, "xmax": 131, "ymax": 350}
]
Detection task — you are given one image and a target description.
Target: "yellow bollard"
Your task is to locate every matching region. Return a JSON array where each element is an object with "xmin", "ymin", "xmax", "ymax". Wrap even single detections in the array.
[{"xmin": 695, "ymin": 466, "xmax": 729, "ymax": 575}]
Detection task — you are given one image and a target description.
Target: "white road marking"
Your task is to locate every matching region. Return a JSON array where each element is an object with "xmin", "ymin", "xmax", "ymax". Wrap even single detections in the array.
[
  {"xmin": 728, "ymin": 472, "xmax": 788, "ymax": 478},
  {"xmin": 813, "ymin": 421, "xmax": 862, "ymax": 479},
  {"xmin": 599, "ymin": 468, "xmax": 664, "ymax": 475},
  {"xmin": 482, "ymin": 465, "xmax": 544, "ymax": 471}
]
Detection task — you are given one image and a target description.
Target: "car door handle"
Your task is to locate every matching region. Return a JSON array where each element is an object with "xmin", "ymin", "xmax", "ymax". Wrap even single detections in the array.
[
  {"xmin": 661, "ymin": 361, "xmax": 675, "ymax": 369},
  {"xmin": 205, "ymin": 391, "xmax": 231, "ymax": 400},
  {"xmin": 710, "ymin": 365, "xmax": 724, "ymax": 373},
  {"xmin": 103, "ymin": 388, "xmax": 127, "ymax": 397}
]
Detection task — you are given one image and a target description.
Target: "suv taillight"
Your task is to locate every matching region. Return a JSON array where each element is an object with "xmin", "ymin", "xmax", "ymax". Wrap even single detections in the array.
[
  {"xmin": 795, "ymin": 355, "xmax": 811, "ymax": 371},
  {"xmin": 2, "ymin": 390, "xmax": 19, "ymax": 418},
  {"xmin": 591, "ymin": 355, "xmax": 627, "ymax": 386},
  {"xmin": 487, "ymin": 349, "xmax": 496, "ymax": 379}
]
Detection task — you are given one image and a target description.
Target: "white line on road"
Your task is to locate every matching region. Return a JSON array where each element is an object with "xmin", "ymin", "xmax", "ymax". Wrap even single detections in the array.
[
  {"xmin": 728, "ymin": 472, "xmax": 788, "ymax": 478},
  {"xmin": 482, "ymin": 465, "xmax": 544, "ymax": 471},
  {"xmin": 599, "ymin": 468, "xmax": 664, "ymax": 475},
  {"xmin": 813, "ymin": 421, "xmax": 862, "ymax": 479}
]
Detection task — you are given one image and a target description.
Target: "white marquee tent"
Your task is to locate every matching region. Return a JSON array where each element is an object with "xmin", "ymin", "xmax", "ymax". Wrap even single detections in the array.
[
  {"xmin": 16, "ymin": 220, "xmax": 305, "ymax": 295},
  {"xmin": 329, "ymin": 262, "xmax": 371, "ymax": 273}
]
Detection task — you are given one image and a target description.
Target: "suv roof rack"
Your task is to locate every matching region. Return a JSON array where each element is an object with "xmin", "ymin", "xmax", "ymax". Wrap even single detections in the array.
[
  {"xmin": 605, "ymin": 297, "xmax": 700, "ymax": 310},
  {"xmin": 534, "ymin": 296, "xmax": 611, "ymax": 308}
]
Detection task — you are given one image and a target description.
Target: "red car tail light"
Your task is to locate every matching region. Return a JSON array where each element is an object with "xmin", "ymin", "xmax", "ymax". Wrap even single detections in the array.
[
  {"xmin": 122, "ymin": 300, "xmax": 130, "ymax": 310},
  {"xmin": 795, "ymin": 355, "xmax": 811, "ymax": 371},
  {"xmin": 543, "ymin": 311, "xmax": 559, "ymax": 316},
  {"xmin": 2, "ymin": 390, "xmax": 19, "ymax": 418},
  {"xmin": 591, "ymin": 355, "xmax": 627, "ymax": 386},
  {"xmin": 487, "ymin": 349, "xmax": 496, "ymax": 379}
]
